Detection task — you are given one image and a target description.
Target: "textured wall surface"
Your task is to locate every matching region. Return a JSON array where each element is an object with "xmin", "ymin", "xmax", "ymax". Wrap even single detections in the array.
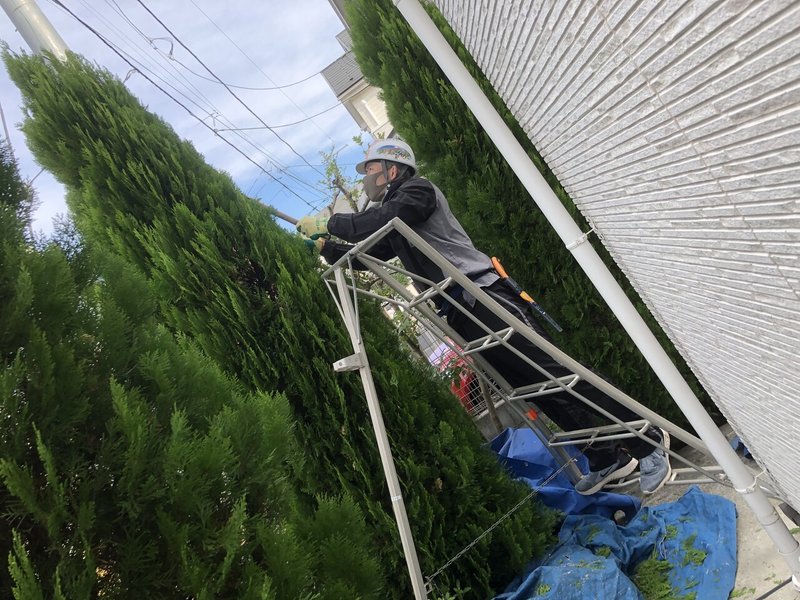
[{"xmin": 433, "ymin": 0, "xmax": 800, "ymax": 506}]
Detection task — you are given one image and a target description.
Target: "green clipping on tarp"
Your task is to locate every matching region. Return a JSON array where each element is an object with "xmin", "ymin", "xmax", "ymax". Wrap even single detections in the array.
[{"xmin": 496, "ymin": 486, "xmax": 737, "ymax": 600}]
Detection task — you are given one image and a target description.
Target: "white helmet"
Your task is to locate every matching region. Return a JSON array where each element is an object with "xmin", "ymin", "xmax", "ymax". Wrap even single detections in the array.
[{"xmin": 356, "ymin": 138, "xmax": 416, "ymax": 174}]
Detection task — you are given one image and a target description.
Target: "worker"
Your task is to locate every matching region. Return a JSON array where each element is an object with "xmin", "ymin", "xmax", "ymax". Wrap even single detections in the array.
[{"xmin": 296, "ymin": 138, "xmax": 671, "ymax": 496}]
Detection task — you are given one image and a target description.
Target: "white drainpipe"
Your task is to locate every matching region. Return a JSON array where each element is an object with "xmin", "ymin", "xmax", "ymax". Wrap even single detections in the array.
[{"xmin": 393, "ymin": 0, "xmax": 800, "ymax": 586}]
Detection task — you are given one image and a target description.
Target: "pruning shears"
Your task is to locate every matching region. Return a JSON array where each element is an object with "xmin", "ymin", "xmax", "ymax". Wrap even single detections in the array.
[{"xmin": 491, "ymin": 257, "xmax": 563, "ymax": 332}]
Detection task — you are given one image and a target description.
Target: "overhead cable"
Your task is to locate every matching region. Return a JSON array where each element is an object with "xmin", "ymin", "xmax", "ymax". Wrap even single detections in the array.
[
  {"xmin": 214, "ymin": 102, "xmax": 344, "ymax": 131},
  {"xmin": 186, "ymin": 0, "xmax": 335, "ymax": 143},
  {"xmin": 47, "ymin": 0, "xmax": 325, "ymax": 212},
  {"xmin": 135, "ymin": 0, "xmax": 327, "ymax": 177},
  {"xmin": 145, "ymin": 37, "xmax": 343, "ymax": 134},
  {"xmin": 163, "ymin": 52, "xmax": 321, "ymax": 91},
  {"xmin": 96, "ymin": 0, "xmax": 332, "ymax": 201}
]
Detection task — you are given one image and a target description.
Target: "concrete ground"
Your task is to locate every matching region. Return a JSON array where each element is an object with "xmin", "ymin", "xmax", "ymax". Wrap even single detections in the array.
[{"xmin": 617, "ymin": 424, "xmax": 800, "ymax": 600}]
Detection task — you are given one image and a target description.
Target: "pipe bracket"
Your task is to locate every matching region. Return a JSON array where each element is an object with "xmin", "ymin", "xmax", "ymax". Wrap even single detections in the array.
[
  {"xmin": 735, "ymin": 470, "xmax": 767, "ymax": 495},
  {"xmin": 333, "ymin": 352, "xmax": 366, "ymax": 372},
  {"xmin": 566, "ymin": 228, "xmax": 596, "ymax": 251}
]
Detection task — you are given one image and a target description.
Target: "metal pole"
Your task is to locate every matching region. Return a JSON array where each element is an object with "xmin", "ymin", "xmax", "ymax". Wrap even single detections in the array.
[
  {"xmin": 267, "ymin": 206, "xmax": 297, "ymax": 225},
  {"xmin": 477, "ymin": 376, "xmax": 503, "ymax": 436},
  {"xmin": 0, "ymin": 98, "xmax": 14, "ymax": 156},
  {"xmin": 332, "ymin": 268, "xmax": 428, "ymax": 599},
  {"xmin": 393, "ymin": 0, "xmax": 800, "ymax": 585},
  {"xmin": 0, "ymin": 0, "xmax": 68, "ymax": 59}
]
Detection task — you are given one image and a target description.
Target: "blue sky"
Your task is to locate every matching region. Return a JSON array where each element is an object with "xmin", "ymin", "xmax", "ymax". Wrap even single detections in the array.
[{"xmin": 0, "ymin": 0, "xmax": 367, "ymax": 235}]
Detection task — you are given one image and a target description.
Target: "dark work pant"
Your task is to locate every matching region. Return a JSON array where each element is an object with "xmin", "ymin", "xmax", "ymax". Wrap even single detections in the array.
[{"xmin": 447, "ymin": 280, "xmax": 660, "ymax": 471}]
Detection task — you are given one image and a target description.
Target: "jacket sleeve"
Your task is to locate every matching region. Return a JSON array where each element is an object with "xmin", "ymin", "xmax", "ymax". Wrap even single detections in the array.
[
  {"xmin": 326, "ymin": 178, "xmax": 437, "ymax": 243},
  {"xmin": 320, "ymin": 236, "xmax": 397, "ymax": 270}
]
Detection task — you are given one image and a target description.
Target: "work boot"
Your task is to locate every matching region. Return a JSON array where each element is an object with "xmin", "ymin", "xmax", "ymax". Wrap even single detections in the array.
[
  {"xmin": 639, "ymin": 429, "xmax": 672, "ymax": 495},
  {"xmin": 575, "ymin": 453, "xmax": 638, "ymax": 496}
]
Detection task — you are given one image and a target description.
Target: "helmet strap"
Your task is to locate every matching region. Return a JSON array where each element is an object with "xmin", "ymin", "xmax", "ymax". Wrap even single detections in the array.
[
  {"xmin": 381, "ymin": 161, "xmax": 410, "ymax": 189},
  {"xmin": 380, "ymin": 160, "xmax": 391, "ymax": 184}
]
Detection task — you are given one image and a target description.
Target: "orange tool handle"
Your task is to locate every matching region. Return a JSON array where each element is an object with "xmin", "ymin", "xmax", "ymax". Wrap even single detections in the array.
[
  {"xmin": 491, "ymin": 256, "xmax": 508, "ymax": 278},
  {"xmin": 492, "ymin": 256, "xmax": 532, "ymax": 300},
  {"xmin": 490, "ymin": 256, "xmax": 563, "ymax": 332}
]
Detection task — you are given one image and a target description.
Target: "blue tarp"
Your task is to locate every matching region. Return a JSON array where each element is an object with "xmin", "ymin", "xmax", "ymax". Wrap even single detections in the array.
[
  {"xmin": 491, "ymin": 429, "xmax": 738, "ymax": 600},
  {"xmin": 730, "ymin": 435, "xmax": 753, "ymax": 458},
  {"xmin": 490, "ymin": 427, "xmax": 641, "ymax": 521}
]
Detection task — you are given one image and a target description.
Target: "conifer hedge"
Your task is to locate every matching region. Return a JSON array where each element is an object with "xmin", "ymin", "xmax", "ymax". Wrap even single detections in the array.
[
  {"xmin": 4, "ymin": 51, "xmax": 557, "ymax": 598},
  {"xmin": 0, "ymin": 144, "xmax": 382, "ymax": 598},
  {"xmin": 346, "ymin": 0, "xmax": 716, "ymax": 427}
]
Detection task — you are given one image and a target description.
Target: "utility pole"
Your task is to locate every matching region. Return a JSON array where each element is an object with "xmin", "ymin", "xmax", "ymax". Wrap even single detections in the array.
[
  {"xmin": 0, "ymin": 0, "xmax": 68, "ymax": 60},
  {"xmin": 1, "ymin": 0, "xmax": 67, "ymax": 241}
]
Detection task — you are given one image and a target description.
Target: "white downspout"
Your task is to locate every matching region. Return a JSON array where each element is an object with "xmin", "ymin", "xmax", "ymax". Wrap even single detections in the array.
[{"xmin": 393, "ymin": 0, "xmax": 800, "ymax": 586}]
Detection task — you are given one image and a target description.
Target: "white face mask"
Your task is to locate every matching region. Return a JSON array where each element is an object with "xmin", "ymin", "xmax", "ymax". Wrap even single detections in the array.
[{"xmin": 363, "ymin": 171, "xmax": 388, "ymax": 203}]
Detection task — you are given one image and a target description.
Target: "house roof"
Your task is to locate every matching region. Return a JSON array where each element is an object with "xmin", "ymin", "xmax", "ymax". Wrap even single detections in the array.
[
  {"xmin": 336, "ymin": 29, "xmax": 353, "ymax": 51},
  {"xmin": 328, "ymin": 0, "xmax": 347, "ymax": 27},
  {"xmin": 321, "ymin": 50, "xmax": 363, "ymax": 97}
]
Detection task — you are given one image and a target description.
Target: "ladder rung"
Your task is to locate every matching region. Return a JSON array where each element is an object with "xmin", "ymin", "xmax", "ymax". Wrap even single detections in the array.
[
  {"xmin": 508, "ymin": 374, "xmax": 581, "ymax": 401},
  {"xmin": 605, "ymin": 467, "xmax": 728, "ymax": 491},
  {"xmin": 407, "ymin": 277, "xmax": 454, "ymax": 308},
  {"xmin": 548, "ymin": 420, "xmax": 651, "ymax": 447},
  {"xmin": 462, "ymin": 327, "xmax": 514, "ymax": 355},
  {"xmin": 666, "ymin": 466, "xmax": 726, "ymax": 486}
]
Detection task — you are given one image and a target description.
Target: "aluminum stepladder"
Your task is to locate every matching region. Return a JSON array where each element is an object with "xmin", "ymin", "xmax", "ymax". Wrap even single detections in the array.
[{"xmin": 321, "ymin": 217, "xmax": 772, "ymax": 598}]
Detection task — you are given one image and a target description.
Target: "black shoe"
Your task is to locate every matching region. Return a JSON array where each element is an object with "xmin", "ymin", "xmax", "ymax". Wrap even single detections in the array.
[{"xmin": 575, "ymin": 453, "xmax": 638, "ymax": 496}]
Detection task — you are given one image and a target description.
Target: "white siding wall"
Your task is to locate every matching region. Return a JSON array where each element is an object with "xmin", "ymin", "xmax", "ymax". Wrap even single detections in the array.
[{"xmin": 433, "ymin": 0, "xmax": 800, "ymax": 506}]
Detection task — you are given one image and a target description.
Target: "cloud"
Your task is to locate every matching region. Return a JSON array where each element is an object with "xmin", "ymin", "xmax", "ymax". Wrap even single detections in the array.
[
  {"xmin": 0, "ymin": 0, "xmax": 364, "ymax": 236},
  {"xmin": 30, "ymin": 172, "xmax": 68, "ymax": 232}
]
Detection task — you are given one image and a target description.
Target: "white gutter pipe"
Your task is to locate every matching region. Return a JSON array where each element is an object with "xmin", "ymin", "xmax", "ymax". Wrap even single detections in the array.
[{"xmin": 393, "ymin": 0, "xmax": 800, "ymax": 585}]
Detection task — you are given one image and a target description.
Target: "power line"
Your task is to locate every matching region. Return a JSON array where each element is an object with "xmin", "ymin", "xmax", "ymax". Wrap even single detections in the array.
[
  {"xmin": 162, "ymin": 52, "xmax": 321, "ymax": 91},
  {"xmin": 214, "ymin": 102, "xmax": 344, "ymax": 131},
  {"xmin": 140, "ymin": 33, "xmax": 343, "ymax": 131},
  {"xmin": 144, "ymin": 36, "xmax": 342, "ymax": 152},
  {"xmin": 100, "ymin": 3, "xmax": 278, "ymax": 159},
  {"xmin": 186, "ymin": 0, "xmax": 335, "ymax": 143},
  {"xmin": 284, "ymin": 162, "xmax": 357, "ymax": 169},
  {"xmin": 95, "ymin": 0, "xmax": 330, "ymax": 200},
  {"xmin": 216, "ymin": 123, "xmax": 330, "ymax": 200},
  {"xmin": 105, "ymin": 0, "xmax": 150, "ymax": 42},
  {"xmin": 95, "ymin": 0, "xmax": 332, "ymax": 203},
  {"xmin": 104, "ymin": 0, "xmax": 340, "ymax": 203},
  {"xmin": 51, "ymin": 0, "xmax": 333, "ymax": 209},
  {"xmin": 47, "ymin": 0, "xmax": 324, "ymax": 212},
  {"xmin": 135, "ymin": 0, "xmax": 327, "ymax": 177},
  {"xmin": 86, "ymin": 0, "xmax": 219, "ymax": 117}
]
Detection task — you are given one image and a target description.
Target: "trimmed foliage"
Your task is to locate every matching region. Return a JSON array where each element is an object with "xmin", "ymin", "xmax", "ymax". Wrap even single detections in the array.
[
  {"xmin": 5, "ymin": 51, "xmax": 557, "ymax": 598},
  {"xmin": 346, "ymin": 0, "xmax": 715, "ymax": 427}
]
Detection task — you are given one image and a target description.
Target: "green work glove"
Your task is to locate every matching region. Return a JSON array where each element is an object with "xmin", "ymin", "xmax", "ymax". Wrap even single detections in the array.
[
  {"xmin": 302, "ymin": 234, "xmax": 325, "ymax": 253},
  {"xmin": 296, "ymin": 215, "xmax": 329, "ymax": 240}
]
